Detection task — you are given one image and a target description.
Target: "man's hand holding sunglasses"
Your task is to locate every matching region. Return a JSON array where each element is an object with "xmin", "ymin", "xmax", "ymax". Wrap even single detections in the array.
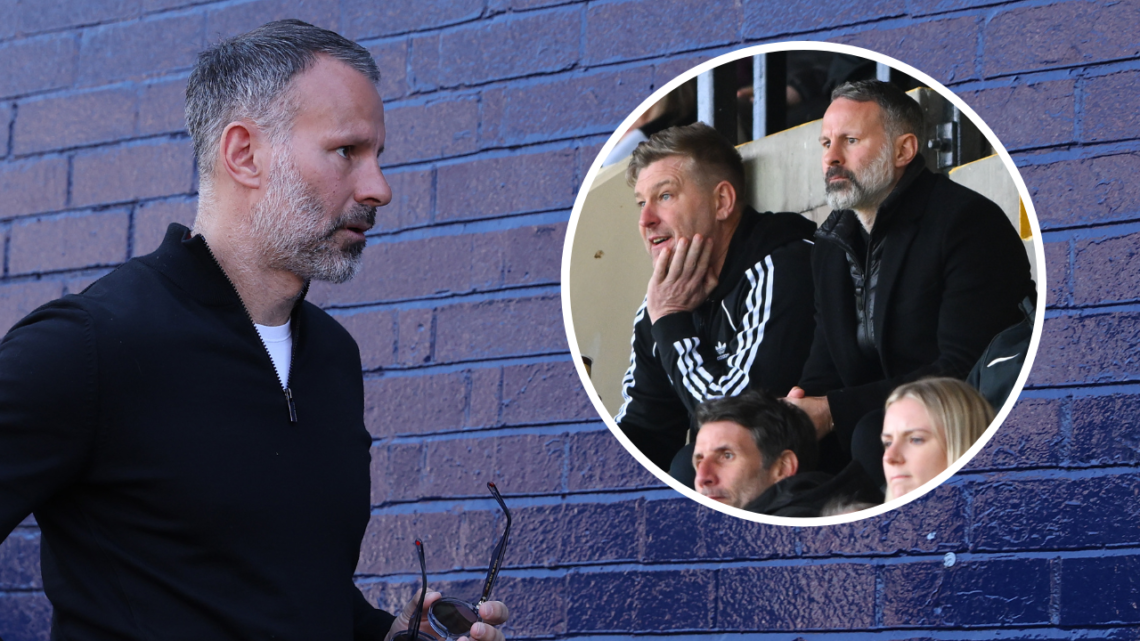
[
  {"xmin": 386, "ymin": 483, "xmax": 514, "ymax": 641},
  {"xmin": 386, "ymin": 592, "xmax": 511, "ymax": 641}
]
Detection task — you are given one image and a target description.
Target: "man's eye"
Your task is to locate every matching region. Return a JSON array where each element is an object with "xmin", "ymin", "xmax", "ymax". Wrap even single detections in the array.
[
  {"xmin": 881, "ymin": 439, "xmax": 892, "ymax": 448},
  {"xmin": 336, "ymin": 146, "xmax": 352, "ymax": 158},
  {"xmin": 722, "ymin": 451, "xmax": 733, "ymax": 461},
  {"xmin": 821, "ymin": 140, "xmax": 830, "ymax": 149},
  {"xmin": 660, "ymin": 193, "xmax": 671, "ymax": 201},
  {"xmin": 636, "ymin": 200, "xmax": 646, "ymax": 208},
  {"xmin": 847, "ymin": 138, "xmax": 857, "ymax": 145}
]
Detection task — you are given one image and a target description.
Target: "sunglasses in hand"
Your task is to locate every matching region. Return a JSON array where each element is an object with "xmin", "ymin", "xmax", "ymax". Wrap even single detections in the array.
[
  {"xmin": 427, "ymin": 482, "xmax": 511, "ymax": 640},
  {"xmin": 391, "ymin": 539, "xmax": 434, "ymax": 641}
]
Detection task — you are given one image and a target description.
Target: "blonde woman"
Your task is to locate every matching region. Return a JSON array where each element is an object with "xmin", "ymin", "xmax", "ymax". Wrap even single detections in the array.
[{"xmin": 881, "ymin": 378, "xmax": 994, "ymax": 501}]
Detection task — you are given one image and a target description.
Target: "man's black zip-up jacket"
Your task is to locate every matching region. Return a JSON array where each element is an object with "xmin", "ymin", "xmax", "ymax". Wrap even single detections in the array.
[
  {"xmin": 615, "ymin": 208, "xmax": 817, "ymax": 470},
  {"xmin": 0, "ymin": 224, "xmax": 394, "ymax": 640},
  {"xmin": 800, "ymin": 156, "xmax": 1033, "ymax": 451}
]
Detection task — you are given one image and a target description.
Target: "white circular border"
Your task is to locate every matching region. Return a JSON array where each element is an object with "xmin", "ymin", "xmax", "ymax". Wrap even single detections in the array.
[{"xmin": 560, "ymin": 41, "xmax": 1048, "ymax": 527}]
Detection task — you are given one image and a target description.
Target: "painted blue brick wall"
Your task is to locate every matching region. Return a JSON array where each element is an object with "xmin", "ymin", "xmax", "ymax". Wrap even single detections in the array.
[{"xmin": 0, "ymin": 0, "xmax": 1137, "ymax": 639}]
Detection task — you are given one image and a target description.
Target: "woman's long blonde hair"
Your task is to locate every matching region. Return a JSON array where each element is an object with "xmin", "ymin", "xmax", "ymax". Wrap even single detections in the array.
[{"xmin": 885, "ymin": 378, "xmax": 995, "ymax": 465}]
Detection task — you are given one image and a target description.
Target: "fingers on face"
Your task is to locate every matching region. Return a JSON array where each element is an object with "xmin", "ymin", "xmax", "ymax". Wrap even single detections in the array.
[
  {"xmin": 668, "ymin": 236, "xmax": 689, "ymax": 278},
  {"xmin": 651, "ymin": 243, "xmax": 673, "ymax": 281}
]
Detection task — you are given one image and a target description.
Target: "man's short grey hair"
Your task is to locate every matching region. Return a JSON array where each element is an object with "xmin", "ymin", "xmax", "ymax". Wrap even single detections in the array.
[
  {"xmin": 625, "ymin": 122, "xmax": 745, "ymax": 196},
  {"xmin": 186, "ymin": 19, "xmax": 379, "ymax": 188},
  {"xmin": 830, "ymin": 79, "xmax": 924, "ymax": 144}
]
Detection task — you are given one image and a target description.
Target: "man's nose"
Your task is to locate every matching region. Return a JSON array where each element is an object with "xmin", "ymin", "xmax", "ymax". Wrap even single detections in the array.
[
  {"xmin": 357, "ymin": 160, "xmax": 392, "ymax": 208},
  {"xmin": 694, "ymin": 459, "xmax": 715, "ymax": 487},
  {"xmin": 639, "ymin": 203, "xmax": 657, "ymax": 229},
  {"xmin": 823, "ymin": 144, "xmax": 842, "ymax": 168}
]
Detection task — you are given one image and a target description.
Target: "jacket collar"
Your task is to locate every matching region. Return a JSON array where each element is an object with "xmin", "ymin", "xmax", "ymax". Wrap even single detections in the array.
[
  {"xmin": 140, "ymin": 223, "xmax": 309, "ymax": 313},
  {"xmin": 711, "ymin": 206, "xmax": 816, "ymax": 302},
  {"xmin": 869, "ymin": 153, "xmax": 927, "ymax": 242}
]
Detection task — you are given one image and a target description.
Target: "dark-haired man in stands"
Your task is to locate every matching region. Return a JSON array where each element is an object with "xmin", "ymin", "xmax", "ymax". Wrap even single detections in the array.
[
  {"xmin": 0, "ymin": 20, "xmax": 507, "ymax": 641},
  {"xmin": 693, "ymin": 390, "xmax": 880, "ymax": 516},
  {"xmin": 615, "ymin": 122, "xmax": 817, "ymax": 482},
  {"xmin": 784, "ymin": 80, "xmax": 1033, "ymax": 485}
]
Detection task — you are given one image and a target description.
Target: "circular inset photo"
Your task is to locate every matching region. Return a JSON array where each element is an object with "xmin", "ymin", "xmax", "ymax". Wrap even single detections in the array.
[{"xmin": 561, "ymin": 43, "xmax": 1046, "ymax": 525}]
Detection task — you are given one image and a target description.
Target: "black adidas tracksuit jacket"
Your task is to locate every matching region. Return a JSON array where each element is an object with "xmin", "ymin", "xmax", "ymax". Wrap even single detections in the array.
[{"xmin": 615, "ymin": 208, "xmax": 817, "ymax": 471}]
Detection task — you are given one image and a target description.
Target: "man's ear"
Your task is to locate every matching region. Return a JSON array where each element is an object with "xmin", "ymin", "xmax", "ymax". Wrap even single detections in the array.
[
  {"xmin": 219, "ymin": 121, "xmax": 268, "ymax": 190},
  {"xmin": 713, "ymin": 179, "xmax": 737, "ymax": 221},
  {"xmin": 894, "ymin": 132, "xmax": 919, "ymax": 168},
  {"xmin": 769, "ymin": 450, "xmax": 799, "ymax": 483}
]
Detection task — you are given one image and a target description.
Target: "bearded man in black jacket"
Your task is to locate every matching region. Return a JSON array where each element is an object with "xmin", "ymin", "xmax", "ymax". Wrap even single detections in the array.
[
  {"xmin": 0, "ymin": 20, "xmax": 507, "ymax": 641},
  {"xmin": 614, "ymin": 123, "xmax": 817, "ymax": 482},
  {"xmin": 784, "ymin": 80, "xmax": 1033, "ymax": 486}
]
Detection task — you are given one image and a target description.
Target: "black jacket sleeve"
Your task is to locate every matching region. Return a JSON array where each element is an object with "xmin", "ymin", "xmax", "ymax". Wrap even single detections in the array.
[
  {"xmin": 0, "ymin": 301, "xmax": 98, "ymax": 540},
  {"xmin": 353, "ymin": 586, "xmax": 397, "ymax": 640},
  {"xmin": 614, "ymin": 300, "xmax": 691, "ymax": 470}
]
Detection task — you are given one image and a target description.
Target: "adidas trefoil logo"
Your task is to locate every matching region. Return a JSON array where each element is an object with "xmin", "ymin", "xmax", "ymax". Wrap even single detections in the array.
[{"xmin": 715, "ymin": 341, "xmax": 727, "ymax": 355}]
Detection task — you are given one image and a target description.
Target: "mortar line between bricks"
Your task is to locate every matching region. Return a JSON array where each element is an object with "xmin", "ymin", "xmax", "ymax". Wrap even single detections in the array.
[
  {"xmin": 446, "ymin": 628, "xmax": 1140, "ymax": 641},
  {"xmin": 0, "ymin": 266, "xmax": 113, "ymax": 288},
  {"xmin": 366, "ymin": 210, "xmax": 570, "ymax": 243},
  {"xmin": 1017, "ymin": 382, "xmax": 1140, "ymax": 399},
  {"xmin": 1039, "ymin": 220, "xmax": 1140, "ymax": 242},
  {"xmin": 953, "ymin": 56, "xmax": 1140, "ymax": 93},
  {"xmin": 377, "ymin": 420, "xmax": 608, "ymax": 443},
  {"xmin": 955, "ymin": 460, "xmax": 1125, "ymax": 476},
  {"xmin": 1011, "ymin": 138, "xmax": 1140, "ymax": 165},
  {"xmin": 371, "ymin": 487, "xmax": 676, "ymax": 513},
  {"xmin": 3, "ymin": 261, "xmax": 126, "ymax": 281},
  {"xmin": 1049, "ymin": 555, "xmax": 1061, "ymax": 625},
  {"xmin": 1038, "ymin": 217, "xmax": 1140, "ymax": 236},
  {"xmin": 0, "ymin": 192, "xmax": 200, "ymax": 226},
  {"xmin": 360, "ymin": 351, "xmax": 571, "ymax": 379},
  {"xmin": 955, "ymin": 463, "xmax": 1140, "ymax": 481},
  {"xmin": 1041, "ymin": 300, "xmax": 1140, "ymax": 316},
  {"xmin": 5, "ymin": 101, "xmax": 14, "ymax": 158},
  {"xmin": 324, "ymin": 283, "xmax": 563, "ymax": 315},
  {"xmin": 1073, "ymin": 71, "xmax": 1086, "ymax": 144},
  {"xmin": 977, "ymin": 56, "xmax": 1140, "ymax": 87},
  {"xmin": 359, "ymin": 548, "xmax": 1140, "ymax": 586},
  {"xmin": 1059, "ymin": 393, "xmax": 1074, "ymax": 469},
  {"xmin": 382, "ymin": 61, "xmax": 601, "ymax": 104},
  {"xmin": 1021, "ymin": 380, "xmax": 1140, "ymax": 394},
  {"xmin": 0, "ymin": 5, "xmax": 191, "ymax": 41},
  {"xmin": 350, "ymin": 6, "xmax": 544, "ymax": 46},
  {"xmin": 2, "ymin": 223, "xmax": 10, "ymax": 277},
  {"xmin": 9, "ymin": 131, "xmax": 192, "ymax": 162},
  {"xmin": 377, "ymin": 136, "xmax": 603, "ymax": 172},
  {"xmin": 0, "ymin": 585, "xmax": 47, "ymax": 594}
]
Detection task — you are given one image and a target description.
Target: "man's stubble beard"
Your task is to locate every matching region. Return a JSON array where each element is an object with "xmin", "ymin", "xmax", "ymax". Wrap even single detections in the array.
[
  {"xmin": 250, "ymin": 152, "xmax": 376, "ymax": 284},
  {"xmin": 824, "ymin": 140, "xmax": 896, "ymax": 214}
]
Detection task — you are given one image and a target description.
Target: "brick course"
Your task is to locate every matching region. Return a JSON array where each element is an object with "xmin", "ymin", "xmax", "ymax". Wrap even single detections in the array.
[
  {"xmin": 0, "ymin": 156, "xmax": 69, "ymax": 219},
  {"xmin": 1022, "ymin": 152, "xmax": 1140, "ymax": 229},
  {"xmin": 14, "ymin": 87, "xmax": 137, "ymax": 154},
  {"xmin": 834, "ymin": 16, "xmax": 980, "ymax": 84},
  {"xmin": 76, "ymin": 14, "xmax": 204, "ymax": 86},
  {"xmin": 71, "ymin": 139, "xmax": 195, "ymax": 207},
  {"xmin": 0, "ymin": 35, "xmax": 78, "ymax": 99},
  {"xmin": 9, "ymin": 209, "xmax": 130, "ymax": 274}
]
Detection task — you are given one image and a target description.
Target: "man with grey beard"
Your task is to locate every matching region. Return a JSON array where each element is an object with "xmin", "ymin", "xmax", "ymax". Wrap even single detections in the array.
[
  {"xmin": 0, "ymin": 20, "xmax": 507, "ymax": 641},
  {"xmin": 783, "ymin": 80, "xmax": 1032, "ymax": 486}
]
